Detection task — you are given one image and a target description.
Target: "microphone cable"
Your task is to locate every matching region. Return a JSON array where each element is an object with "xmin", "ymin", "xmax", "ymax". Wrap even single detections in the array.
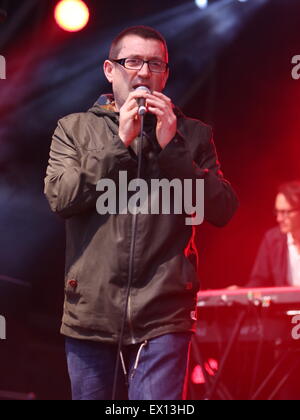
[{"xmin": 112, "ymin": 114, "xmax": 145, "ymax": 400}]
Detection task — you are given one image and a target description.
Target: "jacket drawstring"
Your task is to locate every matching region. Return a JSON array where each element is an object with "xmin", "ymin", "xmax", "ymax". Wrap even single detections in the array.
[
  {"xmin": 119, "ymin": 350, "xmax": 127, "ymax": 377},
  {"xmin": 130, "ymin": 340, "xmax": 148, "ymax": 380},
  {"xmin": 119, "ymin": 340, "xmax": 148, "ymax": 383}
]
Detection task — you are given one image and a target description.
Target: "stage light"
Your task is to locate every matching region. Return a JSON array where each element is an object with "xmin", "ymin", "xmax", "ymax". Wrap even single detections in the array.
[
  {"xmin": 195, "ymin": 0, "xmax": 208, "ymax": 9},
  {"xmin": 54, "ymin": 0, "xmax": 90, "ymax": 32}
]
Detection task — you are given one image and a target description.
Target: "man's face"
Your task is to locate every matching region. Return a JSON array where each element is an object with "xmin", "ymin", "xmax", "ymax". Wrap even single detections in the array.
[
  {"xmin": 104, "ymin": 35, "xmax": 169, "ymax": 110},
  {"xmin": 275, "ymin": 193, "xmax": 300, "ymax": 234}
]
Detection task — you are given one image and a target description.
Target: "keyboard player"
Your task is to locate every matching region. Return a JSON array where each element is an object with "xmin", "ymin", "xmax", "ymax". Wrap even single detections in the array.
[{"xmin": 248, "ymin": 180, "xmax": 300, "ymax": 288}]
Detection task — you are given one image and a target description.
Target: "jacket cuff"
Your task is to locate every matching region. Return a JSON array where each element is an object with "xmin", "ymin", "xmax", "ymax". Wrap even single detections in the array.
[{"xmin": 111, "ymin": 134, "xmax": 138, "ymax": 172}]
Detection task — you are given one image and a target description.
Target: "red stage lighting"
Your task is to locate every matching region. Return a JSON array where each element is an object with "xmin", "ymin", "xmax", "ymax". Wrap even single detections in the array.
[{"xmin": 54, "ymin": 0, "xmax": 90, "ymax": 32}]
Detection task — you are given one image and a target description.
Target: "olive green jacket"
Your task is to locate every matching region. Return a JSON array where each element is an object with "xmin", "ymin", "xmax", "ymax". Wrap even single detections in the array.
[{"xmin": 44, "ymin": 95, "xmax": 238, "ymax": 345}]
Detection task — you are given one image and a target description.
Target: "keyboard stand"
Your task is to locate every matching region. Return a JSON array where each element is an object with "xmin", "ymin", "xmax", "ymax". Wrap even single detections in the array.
[{"xmin": 203, "ymin": 309, "xmax": 247, "ymax": 400}]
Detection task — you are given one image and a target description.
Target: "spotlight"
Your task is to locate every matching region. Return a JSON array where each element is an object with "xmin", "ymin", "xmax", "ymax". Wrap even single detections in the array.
[
  {"xmin": 54, "ymin": 0, "xmax": 90, "ymax": 32},
  {"xmin": 195, "ymin": 0, "xmax": 208, "ymax": 9}
]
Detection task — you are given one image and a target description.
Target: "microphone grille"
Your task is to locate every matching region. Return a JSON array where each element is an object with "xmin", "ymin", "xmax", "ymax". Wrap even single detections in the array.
[{"xmin": 135, "ymin": 86, "xmax": 151, "ymax": 94}]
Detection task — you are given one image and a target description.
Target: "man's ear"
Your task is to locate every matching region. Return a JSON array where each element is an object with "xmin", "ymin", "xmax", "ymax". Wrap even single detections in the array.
[{"xmin": 103, "ymin": 60, "xmax": 114, "ymax": 83}]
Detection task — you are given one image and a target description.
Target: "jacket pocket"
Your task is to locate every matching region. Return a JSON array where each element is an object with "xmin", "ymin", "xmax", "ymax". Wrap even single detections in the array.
[{"xmin": 64, "ymin": 257, "xmax": 83, "ymax": 299}]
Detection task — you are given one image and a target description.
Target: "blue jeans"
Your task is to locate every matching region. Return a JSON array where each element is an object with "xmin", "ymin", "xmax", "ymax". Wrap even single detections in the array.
[{"xmin": 65, "ymin": 332, "xmax": 192, "ymax": 400}]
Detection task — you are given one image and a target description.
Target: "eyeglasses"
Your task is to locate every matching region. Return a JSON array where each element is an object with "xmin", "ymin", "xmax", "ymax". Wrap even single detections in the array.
[
  {"xmin": 274, "ymin": 209, "xmax": 300, "ymax": 218},
  {"xmin": 111, "ymin": 58, "xmax": 169, "ymax": 73}
]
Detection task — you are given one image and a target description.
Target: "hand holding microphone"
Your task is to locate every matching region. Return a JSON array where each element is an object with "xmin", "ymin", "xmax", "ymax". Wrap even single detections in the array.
[
  {"xmin": 135, "ymin": 86, "xmax": 151, "ymax": 116},
  {"xmin": 119, "ymin": 87, "xmax": 176, "ymax": 149},
  {"xmin": 118, "ymin": 86, "xmax": 151, "ymax": 147}
]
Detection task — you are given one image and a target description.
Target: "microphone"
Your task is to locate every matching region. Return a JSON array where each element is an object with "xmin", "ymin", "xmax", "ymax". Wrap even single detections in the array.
[{"xmin": 135, "ymin": 86, "xmax": 151, "ymax": 116}]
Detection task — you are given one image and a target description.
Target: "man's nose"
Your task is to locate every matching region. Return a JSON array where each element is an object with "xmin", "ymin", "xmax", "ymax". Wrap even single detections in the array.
[
  {"xmin": 277, "ymin": 213, "xmax": 284, "ymax": 223},
  {"xmin": 137, "ymin": 62, "xmax": 151, "ymax": 77}
]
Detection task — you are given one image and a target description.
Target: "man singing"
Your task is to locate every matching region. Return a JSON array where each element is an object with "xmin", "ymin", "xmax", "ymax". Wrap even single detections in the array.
[{"xmin": 44, "ymin": 25, "xmax": 238, "ymax": 400}]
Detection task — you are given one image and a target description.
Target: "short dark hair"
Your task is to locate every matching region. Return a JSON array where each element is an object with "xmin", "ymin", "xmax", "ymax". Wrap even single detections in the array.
[
  {"xmin": 278, "ymin": 181, "xmax": 300, "ymax": 208},
  {"xmin": 109, "ymin": 25, "xmax": 168, "ymax": 61}
]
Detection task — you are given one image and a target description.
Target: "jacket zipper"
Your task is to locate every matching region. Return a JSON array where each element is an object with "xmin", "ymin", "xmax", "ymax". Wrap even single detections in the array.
[
  {"xmin": 127, "ymin": 195, "xmax": 143, "ymax": 345},
  {"xmin": 126, "ymin": 131, "xmax": 145, "ymax": 345},
  {"xmin": 127, "ymin": 293, "xmax": 137, "ymax": 344}
]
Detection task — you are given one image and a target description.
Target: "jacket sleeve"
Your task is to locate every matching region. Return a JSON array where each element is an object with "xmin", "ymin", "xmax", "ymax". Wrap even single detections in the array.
[
  {"xmin": 44, "ymin": 117, "xmax": 137, "ymax": 218},
  {"xmin": 247, "ymin": 234, "xmax": 274, "ymax": 287},
  {"xmin": 157, "ymin": 123, "xmax": 238, "ymax": 227}
]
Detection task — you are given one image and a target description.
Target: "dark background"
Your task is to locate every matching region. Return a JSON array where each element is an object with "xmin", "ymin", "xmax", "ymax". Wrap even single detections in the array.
[{"xmin": 0, "ymin": 0, "xmax": 299, "ymax": 399}]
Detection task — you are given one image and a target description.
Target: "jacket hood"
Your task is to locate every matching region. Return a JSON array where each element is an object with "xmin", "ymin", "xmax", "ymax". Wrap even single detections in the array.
[
  {"xmin": 88, "ymin": 93, "xmax": 185, "ymax": 121},
  {"xmin": 88, "ymin": 94, "xmax": 119, "ymax": 124}
]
